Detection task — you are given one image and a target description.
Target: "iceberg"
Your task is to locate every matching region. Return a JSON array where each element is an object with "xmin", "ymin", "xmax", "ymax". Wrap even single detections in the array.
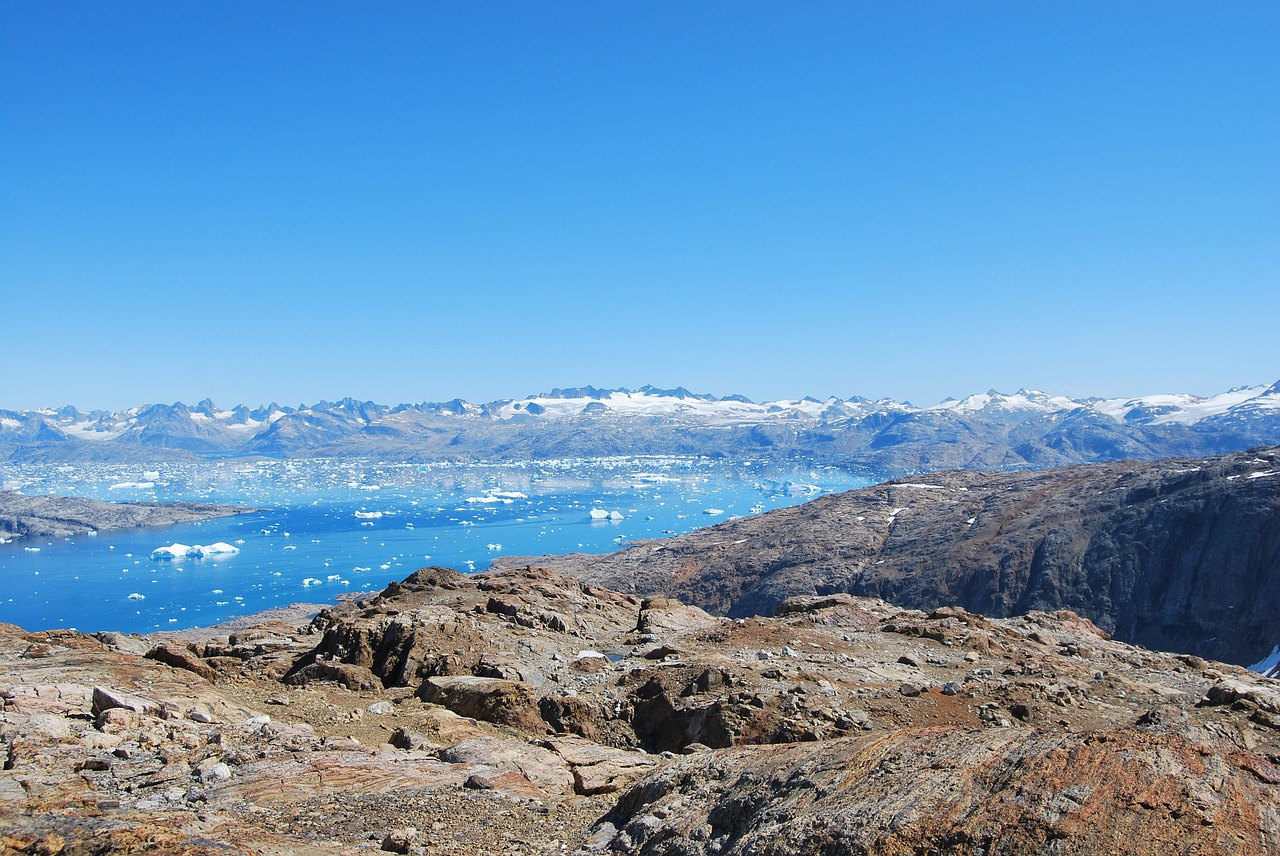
[
  {"xmin": 190, "ymin": 542, "xmax": 240, "ymax": 557},
  {"xmin": 588, "ymin": 508, "xmax": 611, "ymax": 520},
  {"xmin": 150, "ymin": 543, "xmax": 192, "ymax": 559},
  {"xmin": 151, "ymin": 542, "xmax": 240, "ymax": 559}
]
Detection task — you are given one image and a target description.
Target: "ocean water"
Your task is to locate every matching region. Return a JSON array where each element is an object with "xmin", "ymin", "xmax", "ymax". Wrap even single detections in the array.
[{"xmin": 0, "ymin": 457, "xmax": 872, "ymax": 634}]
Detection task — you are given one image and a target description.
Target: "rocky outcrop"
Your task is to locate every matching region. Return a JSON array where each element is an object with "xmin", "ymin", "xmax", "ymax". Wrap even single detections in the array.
[
  {"xmin": 3, "ymin": 565, "xmax": 1280, "ymax": 853},
  {"xmin": 0, "ymin": 490, "xmax": 255, "ymax": 542},
  {"xmin": 504, "ymin": 446, "xmax": 1280, "ymax": 667},
  {"xmin": 419, "ymin": 676, "xmax": 548, "ymax": 733},
  {"xmin": 578, "ymin": 726, "xmax": 1280, "ymax": 855}
]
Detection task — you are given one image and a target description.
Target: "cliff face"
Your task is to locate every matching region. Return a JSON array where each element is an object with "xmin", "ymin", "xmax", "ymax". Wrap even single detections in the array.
[{"xmin": 497, "ymin": 447, "xmax": 1280, "ymax": 667}]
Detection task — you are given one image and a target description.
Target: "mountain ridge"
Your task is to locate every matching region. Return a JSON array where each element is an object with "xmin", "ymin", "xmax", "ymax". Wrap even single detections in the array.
[{"xmin": 4, "ymin": 381, "xmax": 1279, "ymax": 472}]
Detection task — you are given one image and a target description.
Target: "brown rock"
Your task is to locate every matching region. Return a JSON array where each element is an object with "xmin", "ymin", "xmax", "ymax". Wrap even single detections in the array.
[
  {"xmin": 420, "ymin": 676, "xmax": 547, "ymax": 733},
  {"xmin": 145, "ymin": 644, "xmax": 218, "ymax": 682},
  {"xmin": 381, "ymin": 826, "xmax": 417, "ymax": 853}
]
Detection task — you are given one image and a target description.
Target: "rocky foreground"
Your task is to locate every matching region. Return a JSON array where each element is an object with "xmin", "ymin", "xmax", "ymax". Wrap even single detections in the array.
[
  {"xmin": 0, "ymin": 491, "xmax": 255, "ymax": 543},
  {"xmin": 2, "ymin": 565, "xmax": 1279, "ymax": 854}
]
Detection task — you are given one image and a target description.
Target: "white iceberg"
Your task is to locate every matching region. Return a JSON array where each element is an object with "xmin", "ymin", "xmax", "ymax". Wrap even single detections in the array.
[
  {"xmin": 151, "ymin": 542, "xmax": 240, "ymax": 559},
  {"xmin": 588, "ymin": 508, "xmax": 611, "ymax": 520},
  {"xmin": 127, "ymin": 592, "xmax": 145, "ymax": 600},
  {"xmin": 190, "ymin": 542, "xmax": 240, "ymax": 557},
  {"xmin": 150, "ymin": 543, "xmax": 192, "ymax": 559}
]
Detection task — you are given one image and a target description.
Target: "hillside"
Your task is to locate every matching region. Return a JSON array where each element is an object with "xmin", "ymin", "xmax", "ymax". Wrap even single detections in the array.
[{"xmin": 496, "ymin": 446, "xmax": 1280, "ymax": 668}]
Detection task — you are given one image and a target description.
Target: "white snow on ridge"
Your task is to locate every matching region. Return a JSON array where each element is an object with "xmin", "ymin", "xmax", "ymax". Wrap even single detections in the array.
[
  {"xmin": 60, "ymin": 421, "xmax": 129, "ymax": 442},
  {"xmin": 929, "ymin": 389, "xmax": 1078, "ymax": 414},
  {"xmin": 1090, "ymin": 385, "xmax": 1272, "ymax": 426},
  {"xmin": 496, "ymin": 391, "xmax": 849, "ymax": 425},
  {"xmin": 1250, "ymin": 645, "xmax": 1280, "ymax": 678}
]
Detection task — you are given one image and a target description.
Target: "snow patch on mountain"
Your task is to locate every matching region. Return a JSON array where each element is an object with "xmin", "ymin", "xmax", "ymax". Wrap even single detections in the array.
[{"xmin": 1090, "ymin": 385, "xmax": 1272, "ymax": 425}]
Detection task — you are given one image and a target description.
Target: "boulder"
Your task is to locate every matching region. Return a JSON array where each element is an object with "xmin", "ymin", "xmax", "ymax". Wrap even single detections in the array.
[{"xmin": 419, "ymin": 676, "xmax": 547, "ymax": 733}]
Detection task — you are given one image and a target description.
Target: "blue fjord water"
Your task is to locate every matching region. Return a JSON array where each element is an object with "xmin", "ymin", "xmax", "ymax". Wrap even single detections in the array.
[{"xmin": 0, "ymin": 457, "xmax": 872, "ymax": 634}]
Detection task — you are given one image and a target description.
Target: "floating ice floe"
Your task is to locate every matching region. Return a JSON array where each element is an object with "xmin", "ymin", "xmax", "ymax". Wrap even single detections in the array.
[
  {"xmin": 703, "ymin": 508, "xmax": 725, "ymax": 516},
  {"xmin": 588, "ymin": 508, "xmax": 622, "ymax": 521},
  {"xmin": 192, "ymin": 542, "xmax": 240, "ymax": 557},
  {"xmin": 150, "ymin": 543, "xmax": 192, "ymax": 559},
  {"xmin": 466, "ymin": 489, "xmax": 527, "ymax": 505},
  {"xmin": 301, "ymin": 578, "xmax": 322, "ymax": 586},
  {"xmin": 127, "ymin": 593, "xmax": 145, "ymax": 600},
  {"xmin": 150, "ymin": 542, "xmax": 240, "ymax": 559},
  {"xmin": 354, "ymin": 511, "xmax": 385, "ymax": 519}
]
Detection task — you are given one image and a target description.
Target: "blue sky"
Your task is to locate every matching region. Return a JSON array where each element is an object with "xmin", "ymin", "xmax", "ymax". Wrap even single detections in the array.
[{"xmin": 2, "ymin": 2, "xmax": 1276, "ymax": 411}]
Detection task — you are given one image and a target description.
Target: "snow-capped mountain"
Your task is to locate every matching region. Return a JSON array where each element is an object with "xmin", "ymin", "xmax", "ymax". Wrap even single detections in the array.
[{"xmin": 2, "ymin": 382, "xmax": 1278, "ymax": 473}]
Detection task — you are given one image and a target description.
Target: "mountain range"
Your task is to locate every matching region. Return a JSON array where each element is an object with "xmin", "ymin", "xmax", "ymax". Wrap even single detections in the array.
[{"xmin": 4, "ymin": 381, "xmax": 1279, "ymax": 474}]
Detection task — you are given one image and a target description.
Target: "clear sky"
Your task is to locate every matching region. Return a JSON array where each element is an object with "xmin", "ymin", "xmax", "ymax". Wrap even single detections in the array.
[{"xmin": 2, "ymin": 2, "xmax": 1276, "ymax": 411}]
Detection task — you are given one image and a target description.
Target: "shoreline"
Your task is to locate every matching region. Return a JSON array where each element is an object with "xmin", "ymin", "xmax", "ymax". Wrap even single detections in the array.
[{"xmin": 0, "ymin": 489, "xmax": 260, "ymax": 544}]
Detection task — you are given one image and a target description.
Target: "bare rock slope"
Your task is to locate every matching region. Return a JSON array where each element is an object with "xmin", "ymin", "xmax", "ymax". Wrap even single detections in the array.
[
  {"xmin": 498, "ymin": 446, "xmax": 1280, "ymax": 667},
  {"xmin": 2, "ymin": 566, "xmax": 1279, "ymax": 854}
]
